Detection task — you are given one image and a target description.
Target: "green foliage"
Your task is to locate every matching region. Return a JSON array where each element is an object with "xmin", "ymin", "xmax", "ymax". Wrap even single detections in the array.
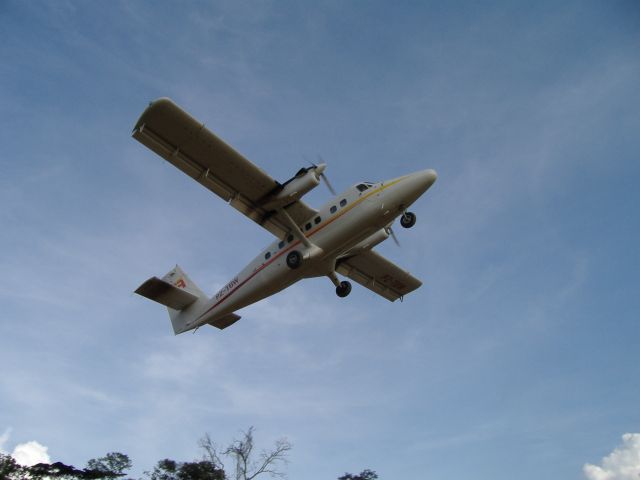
[
  {"xmin": 338, "ymin": 469, "xmax": 378, "ymax": 480},
  {"xmin": 86, "ymin": 452, "xmax": 133, "ymax": 478},
  {"xmin": 0, "ymin": 451, "xmax": 132, "ymax": 480},
  {"xmin": 28, "ymin": 461, "xmax": 88, "ymax": 478},
  {"xmin": 147, "ymin": 458, "xmax": 225, "ymax": 480},
  {"xmin": 0, "ymin": 453, "xmax": 25, "ymax": 480}
]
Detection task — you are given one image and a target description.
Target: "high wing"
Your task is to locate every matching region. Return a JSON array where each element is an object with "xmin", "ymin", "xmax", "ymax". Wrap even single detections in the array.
[
  {"xmin": 336, "ymin": 250, "xmax": 422, "ymax": 301},
  {"xmin": 132, "ymin": 98, "xmax": 317, "ymax": 238}
]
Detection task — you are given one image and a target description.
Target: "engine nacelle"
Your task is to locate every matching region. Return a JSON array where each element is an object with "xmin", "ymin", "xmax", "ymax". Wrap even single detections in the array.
[
  {"xmin": 346, "ymin": 228, "xmax": 390, "ymax": 256},
  {"xmin": 262, "ymin": 168, "xmax": 321, "ymax": 210}
]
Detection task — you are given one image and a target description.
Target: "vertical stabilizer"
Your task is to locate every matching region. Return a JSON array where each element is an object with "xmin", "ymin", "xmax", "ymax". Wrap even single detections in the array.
[{"xmin": 135, "ymin": 265, "xmax": 210, "ymax": 334}]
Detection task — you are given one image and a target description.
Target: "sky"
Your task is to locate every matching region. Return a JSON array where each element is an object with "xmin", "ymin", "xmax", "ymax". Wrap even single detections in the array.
[{"xmin": 1, "ymin": 1, "xmax": 639, "ymax": 479}]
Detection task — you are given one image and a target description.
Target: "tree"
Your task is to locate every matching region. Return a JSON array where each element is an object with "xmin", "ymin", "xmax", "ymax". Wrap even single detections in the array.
[
  {"xmin": 199, "ymin": 427, "xmax": 292, "ymax": 480},
  {"xmin": 86, "ymin": 452, "xmax": 132, "ymax": 478},
  {"xmin": 0, "ymin": 453, "xmax": 26, "ymax": 480},
  {"xmin": 28, "ymin": 461, "xmax": 88, "ymax": 478},
  {"xmin": 2, "ymin": 452, "xmax": 132, "ymax": 480},
  {"xmin": 177, "ymin": 460, "xmax": 226, "ymax": 480},
  {"xmin": 147, "ymin": 458, "xmax": 225, "ymax": 480},
  {"xmin": 337, "ymin": 469, "xmax": 378, "ymax": 480}
]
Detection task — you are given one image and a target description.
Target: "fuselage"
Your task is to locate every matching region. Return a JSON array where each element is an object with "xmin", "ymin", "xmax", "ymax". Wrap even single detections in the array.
[{"xmin": 189, "ymin": 168, "xmax": 437, "ymax": 329}]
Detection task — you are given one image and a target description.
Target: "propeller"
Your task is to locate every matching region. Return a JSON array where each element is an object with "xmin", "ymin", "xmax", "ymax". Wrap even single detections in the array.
[
  {"xmin": 304, "ymin": 156, "xmax": 336, "ymax": 195},
  {"xmin": 385, "ymin": 226, "xmax": 401, "ymax": 247}
]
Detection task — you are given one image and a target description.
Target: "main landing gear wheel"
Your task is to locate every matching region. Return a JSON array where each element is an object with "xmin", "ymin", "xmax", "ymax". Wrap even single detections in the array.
[
  {"xmin": 336, "ymin": 280, "xmax": 352, "ymax": 298},
  {"xmin": 286, "ymin": 250, "xmax": 302, "ymax": 269},
  {"xmin": 400, "ymin": 211, "xmax": 416, "ymax": 228}
]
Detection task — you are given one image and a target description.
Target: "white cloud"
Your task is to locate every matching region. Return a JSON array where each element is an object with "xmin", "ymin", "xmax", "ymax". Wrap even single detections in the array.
[
  {"xmin": 0, "ymin": 429, "xmax": 51, "ymax": 467},
  {"xmin": 11, "ymin": 441, "xmax": 51, "ymax": 467},
  {"xmin": 584, "ymin": 434, "xmax": 640, "ymax": 480}
]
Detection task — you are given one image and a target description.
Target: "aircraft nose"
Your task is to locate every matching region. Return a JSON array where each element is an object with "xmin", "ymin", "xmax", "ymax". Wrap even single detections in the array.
[
  {"xmin": 392, "ymin": 168, "xmax": 437, "ymax": 207},
  {"xmin": 408, "ymin": 169, "xmax": 437, "ymax": 195},
  {"xmin": 417, "ymin": 169, "xmax": 437, "ymax": 189}
]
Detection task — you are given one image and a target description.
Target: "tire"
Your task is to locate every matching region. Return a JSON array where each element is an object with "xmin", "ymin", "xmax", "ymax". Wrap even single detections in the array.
[
  {"xmin": 286, "ymin": 250, "xmax": 302, "ymax": 269},
  {"xmin": 400, "ymin": 211, "xmax": 416, "ymax": 228},
  {"xmin": 336, "ymin": 280, "xmax": 352, "ymax": 298}
]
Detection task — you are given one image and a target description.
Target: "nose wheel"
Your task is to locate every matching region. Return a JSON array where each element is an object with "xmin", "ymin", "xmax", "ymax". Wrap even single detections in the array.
[
  {"xmin": 400, "ymin": 211, "xmax": 416, "ymax": 228},
  {"xmin": 336, "ymin": 280, "xmax": 352, "ymax": 298}
]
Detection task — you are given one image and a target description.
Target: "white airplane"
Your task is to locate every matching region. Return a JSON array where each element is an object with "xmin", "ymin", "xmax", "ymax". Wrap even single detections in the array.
[{"xmin": 133, "ymin": 98, "xmax": 437, "ymax": 334}]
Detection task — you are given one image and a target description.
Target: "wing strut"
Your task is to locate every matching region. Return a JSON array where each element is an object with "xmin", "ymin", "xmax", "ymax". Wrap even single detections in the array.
[{"xmin": 276, "ymin": 207, "xmax": 313, "ymax": 248}]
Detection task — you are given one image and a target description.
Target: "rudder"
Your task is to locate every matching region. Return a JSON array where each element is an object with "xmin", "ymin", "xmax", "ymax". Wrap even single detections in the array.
[{"xmin": 135, "ymin": 265, "xmax": 210, "ymax": 334}]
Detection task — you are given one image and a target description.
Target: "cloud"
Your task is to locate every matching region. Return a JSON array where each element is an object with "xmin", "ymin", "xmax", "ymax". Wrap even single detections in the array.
[
  {"xmin": 0, "ymin": 428, "xmax": 10, "ymax": 451},
  {"xmin": 11, "ymin": 441, "xmax": 51, "ymax": 467},
  {"xmin": 584, "ymin": 434, "xmax": 640, "ymax": 480},
  {"xmin": 0, "ymin": 429, "xmax": 51, "ymax": 467}
]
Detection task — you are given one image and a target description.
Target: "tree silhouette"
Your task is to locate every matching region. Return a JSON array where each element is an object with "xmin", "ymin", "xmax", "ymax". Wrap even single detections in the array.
[
  {"xmin": 338, "ymin": 469, "xmax": 378, "ymax": 480},
  {"xmin": 0, "ymin": 452, "xmax": 133, "ymax": 479},
  {"xmin": 199, "ymin": 427, "xmax": 292, "ymax": 480},
  {"xmin": 146, "ymin": 458, "xmax": 225, "ymax": 480}
]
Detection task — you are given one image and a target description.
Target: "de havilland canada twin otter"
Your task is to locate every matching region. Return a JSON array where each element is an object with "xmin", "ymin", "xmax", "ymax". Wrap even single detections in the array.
[{"xmin": 133, "ymin": 98, "xmax": 437, "ymax": 334}]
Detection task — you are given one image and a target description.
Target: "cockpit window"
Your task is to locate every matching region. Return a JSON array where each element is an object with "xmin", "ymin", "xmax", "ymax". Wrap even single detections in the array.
[{"xmin": 356, "ymin": 184, "xmax": 368, "ymax": 192}]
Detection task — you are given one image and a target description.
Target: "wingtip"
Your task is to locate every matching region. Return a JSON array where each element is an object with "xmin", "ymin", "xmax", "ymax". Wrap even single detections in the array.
[{"xmin": 132, "ymin": 97, "xmax": 176, "ymax": 131}]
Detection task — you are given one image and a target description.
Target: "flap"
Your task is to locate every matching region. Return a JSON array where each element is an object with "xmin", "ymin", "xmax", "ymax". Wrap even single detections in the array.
[{"xmin": 336, "ymin": 250, "xmax": 422, "ymax": 301}]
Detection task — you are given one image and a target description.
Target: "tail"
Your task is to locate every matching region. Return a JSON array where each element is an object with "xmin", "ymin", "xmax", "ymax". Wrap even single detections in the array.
[{"xmin": 135, "ymin": 265, "xmax": 211, "ymax": 334}]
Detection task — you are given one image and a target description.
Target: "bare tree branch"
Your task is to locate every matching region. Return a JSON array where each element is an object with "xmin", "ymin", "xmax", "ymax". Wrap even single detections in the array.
[
  {"xmin": 205, "ymin": 427, "xmax": 291, "ymax": 480},
  {"xmin": 199, "ymin": 433, "xmax": 225, "ymax": 472}
]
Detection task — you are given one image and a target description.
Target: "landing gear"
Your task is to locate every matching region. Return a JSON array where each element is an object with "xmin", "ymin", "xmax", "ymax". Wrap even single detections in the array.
[
  {"xmin": 400, "ymin": 211, "xmax": 416, "ymax": 228},
  {"xmin": 336, "ymin": 280, "xmax": 352, "ymax": 298},
  {"xmin": 286, "ymin": 250, "xmax": 302, "ymax": 269},
  {"xmin": 327, "ymin": 271, "xmax": 352, "ymax": 298}
]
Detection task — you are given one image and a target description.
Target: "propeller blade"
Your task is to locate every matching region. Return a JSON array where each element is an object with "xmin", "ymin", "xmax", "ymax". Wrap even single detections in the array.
[
  {"xmin": 320, "ymin": 172, "xmax": 336, "ymax": 195},
  {"xmin": 313, "ymin": 156, "xmax": 336, "ymax": 195},
  {"xmin": 303, "ymin": 155, "xmax": 317, "ymax": 168},
  {"xmin": 387, "ymin": 226, "xmax": 401, "ymax": 247}
]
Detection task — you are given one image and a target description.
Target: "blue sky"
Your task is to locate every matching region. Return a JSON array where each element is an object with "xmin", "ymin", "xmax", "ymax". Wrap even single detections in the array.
[{"xmin": 1, "ymin": 1, "xmax": 639, "ymax": 479}]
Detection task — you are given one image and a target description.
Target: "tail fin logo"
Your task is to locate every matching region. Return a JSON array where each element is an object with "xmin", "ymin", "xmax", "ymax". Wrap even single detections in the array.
[{"xmin": 174, "ymin": 278, "xmax": 186, "ymax": 289}]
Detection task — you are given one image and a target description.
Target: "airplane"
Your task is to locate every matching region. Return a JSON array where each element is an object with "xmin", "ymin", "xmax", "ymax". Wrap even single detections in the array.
[{"xmin": 132, "ymin": 98, "xmax": 437, "ymax": 334}]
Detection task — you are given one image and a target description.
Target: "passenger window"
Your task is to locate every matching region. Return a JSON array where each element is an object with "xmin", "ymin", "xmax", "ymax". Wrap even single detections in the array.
[
  {"xmin": 305, "ymin": 223, "xmax": 312, "ymax": 231},
  {"xmin": 330, "ymin": 205, "xmax": 337, "ymax": 214},
  {"xmin": 265, "ymin": 252, "xmax": 271, "ymax": 260},
  {"xmin": 287, "ymin": 234, "xmax": 294, "ymax": 242},
  {"xmin": 314, "ymin": 216, "xmax": 321, "ymax": 224},
  {"xmin": 278, "ymin": 241, "xmax": 285, "ymax": 249},
  {"xmin": 340, "ymin": 199, "xmax": 347, "ymax": 207}
]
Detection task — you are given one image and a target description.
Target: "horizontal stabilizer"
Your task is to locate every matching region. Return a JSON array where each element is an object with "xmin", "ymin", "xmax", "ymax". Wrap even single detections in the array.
[
  {"xmin": 207, "ymin": 313, "xmax": 241, "ymax": 330},
  {"xmin": 135, "ymin": 276, "xmax": 199, "ymax": 310}
]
